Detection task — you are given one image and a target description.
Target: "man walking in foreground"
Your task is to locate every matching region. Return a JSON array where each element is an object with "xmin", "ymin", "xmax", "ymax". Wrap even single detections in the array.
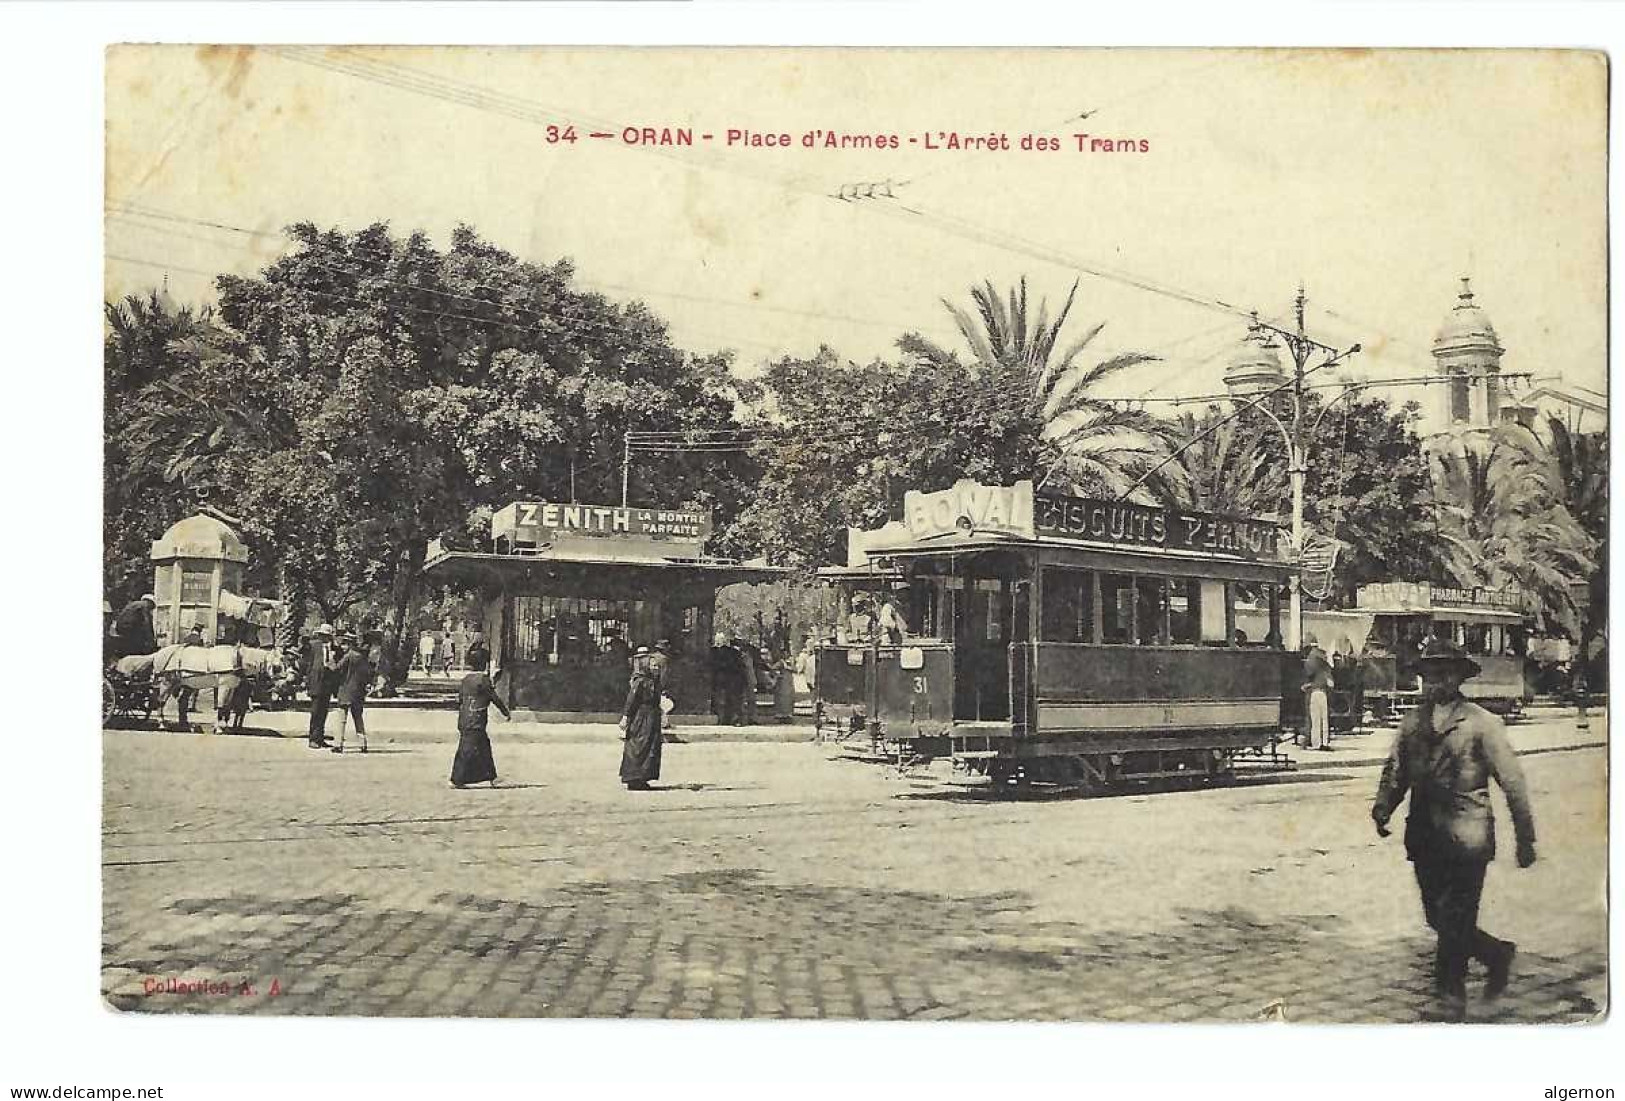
[{"xmin": 1371, "ymin": 637, "xmax": 1537, "ymax": 1021}]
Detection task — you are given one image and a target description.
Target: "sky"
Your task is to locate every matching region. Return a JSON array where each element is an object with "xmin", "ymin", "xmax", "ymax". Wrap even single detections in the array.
[{"xmin": 105, "ymin": 46, "xmax": 1608, "ymax": 412}]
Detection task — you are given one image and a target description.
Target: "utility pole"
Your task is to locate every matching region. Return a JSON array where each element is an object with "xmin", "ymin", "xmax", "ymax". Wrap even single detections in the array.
[
  {"xmin": 620, "ymin": 434, "xmax": 631, "ymax": 508},
  {"xmin": 1230, "ymin": 284, "xmax": 1351, "ymax": 653},
  {"xmin": 1287, "ymin": 283, "xmax": 1309, "ymax": 654}
]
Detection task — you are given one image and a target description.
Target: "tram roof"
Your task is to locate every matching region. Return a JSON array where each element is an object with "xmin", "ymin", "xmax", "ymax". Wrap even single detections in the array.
[
  {"xmin": 861, "ymin": 529, "xmax": 1294, "ymax": 581},
  {"xmin": 1359, "ymin": 603, "xmax": 1526, "ymax": 624}
]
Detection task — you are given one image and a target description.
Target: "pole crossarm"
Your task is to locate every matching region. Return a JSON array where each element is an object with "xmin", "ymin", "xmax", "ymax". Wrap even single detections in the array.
[{"xmin": 1110, "ymin": 342, "xmax": 1362, "ymax": 504}]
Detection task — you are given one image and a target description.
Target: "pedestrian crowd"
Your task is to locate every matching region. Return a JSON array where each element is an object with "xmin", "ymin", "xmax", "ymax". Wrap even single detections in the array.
[{"xmin": 111, "ymin": 587, "xmax": 1554, "ymax": 1020}]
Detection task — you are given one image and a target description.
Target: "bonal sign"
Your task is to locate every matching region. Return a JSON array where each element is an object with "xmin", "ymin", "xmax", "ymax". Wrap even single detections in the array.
[
  {"xmin": 904, "ymin": 480, "xmax": 1036, "ymax": 541},
  {"xmin": 494, "ymin": 500, "xmax": 711, "ymax": 545}
]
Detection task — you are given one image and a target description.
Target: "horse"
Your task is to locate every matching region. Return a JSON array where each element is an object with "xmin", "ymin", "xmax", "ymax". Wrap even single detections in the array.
[{"xmin": 137, "ymin": 644, "xmax": 283, "ymax": 732}]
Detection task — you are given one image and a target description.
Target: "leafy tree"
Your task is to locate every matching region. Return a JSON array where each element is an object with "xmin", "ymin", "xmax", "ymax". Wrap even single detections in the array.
[
  {"xmin": 103, "ymin": 292, "xmax": 225, "ymax": 601},
  {"xmin": 106, "ymin": 223, "xmax": 755, "ymax": 681},
  {"xmin": 726, "ymin": 348, "xmax": 924, "ymax": 567},
  {"xmin": 1300, "ymin": 393, "xmax": 1443, "ymax": 604}
]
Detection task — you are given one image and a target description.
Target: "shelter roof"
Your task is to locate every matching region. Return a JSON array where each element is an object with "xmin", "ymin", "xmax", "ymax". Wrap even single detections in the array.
[
  {"xmin": 422, "ymin": 547, "xmax": 789, "ymax": 592},
  {"xmin": 150, "ymin": 513, "xmax": 248, "ymax": 563}
]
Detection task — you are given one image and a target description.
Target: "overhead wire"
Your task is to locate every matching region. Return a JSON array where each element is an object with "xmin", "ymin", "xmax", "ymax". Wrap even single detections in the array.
[
  {"xmin": 110, "ymin": 200, "xmax": 958, "ymax": 341},
  {"xmin": 264, "ymin": 47, "xmax": 836, "ymax": 204},
  {"xmin": 106, "ymin": 207, "xmax": 792, "ymax": 356},
  {"xmin": 111, "ymin": 203, "xmax": 1252, "ymax": 444},
  {"xmin": 108, "ymin": 202, "xmax": 945, "ymax": 356},
  {"xmin": 257, "ymin": 46, "xmax": 1313, "ymax": 335},
  {"xmin": 128, "ymin": 48, "xmax": 1452, "ymax": 402},
  {"xmin": 893, "ymin": 53, "xmax": 1245, "ymax": 191}
]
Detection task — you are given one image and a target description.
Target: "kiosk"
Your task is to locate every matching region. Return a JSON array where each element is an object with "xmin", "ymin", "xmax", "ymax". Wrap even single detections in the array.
[{"xmin": 422, "ymin": 500, "xmax": 785, "ymax": 717}]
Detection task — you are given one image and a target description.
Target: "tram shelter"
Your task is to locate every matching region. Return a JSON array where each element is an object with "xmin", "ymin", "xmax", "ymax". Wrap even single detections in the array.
[{"xmin": 421, "ymin": 500, "xmax": 786, "ymax": 718}]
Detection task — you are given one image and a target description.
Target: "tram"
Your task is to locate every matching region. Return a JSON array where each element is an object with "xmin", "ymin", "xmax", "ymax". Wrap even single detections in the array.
[
  {"xmin": 814, "ymin": 479, "xmax": 1298, "ymax": 789},
  {"xmin": 1354, "ymin": 581, "xmax": 1532, "ymax": 720}
]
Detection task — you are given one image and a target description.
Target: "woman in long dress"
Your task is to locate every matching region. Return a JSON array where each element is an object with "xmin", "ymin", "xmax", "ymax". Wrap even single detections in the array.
[
  {"xmin": 619, "ymin": 649, "xmax": 663, "ymax": 791},
  {"xmin": 452, "ymin": 644, "xmax": 509, "ymax": 788},
  {"xmin": 771, "ymin": 648, "xmax": 796, "ymax": 722}
]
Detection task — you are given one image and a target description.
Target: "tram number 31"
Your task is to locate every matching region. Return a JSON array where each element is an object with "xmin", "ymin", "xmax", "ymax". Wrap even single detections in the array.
[{"xmin": 911, "ymin": 676, "xmax": 929, "ymax": 695}]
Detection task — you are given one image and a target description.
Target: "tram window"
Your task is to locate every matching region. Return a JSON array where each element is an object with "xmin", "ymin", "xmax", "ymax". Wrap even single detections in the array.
[
  {"xmin": 1100, "ymin": 573, "xmax": 1133, "ymax": 643},
  {"xmin": 1135, "ymin": 576, "xmax": 1166, "ymax": 645},
  {"xmin": 1199, "ymin": 579, "xmax": 1230, "ymax": 644},
  {"xmin": 910, "ymin": 581, "xmax": 940, "ymax": 639},
  {"xmin": 1170, "ymin": 579, "xmax": 1201, "ymax": 644},
  {"xmin": 1505, "ymin": 625, "xmax": 1527, "ymax": 656},
  {"xmin": 1040, "ymin": 568, "xmax": 1094, "ymax": 643}
]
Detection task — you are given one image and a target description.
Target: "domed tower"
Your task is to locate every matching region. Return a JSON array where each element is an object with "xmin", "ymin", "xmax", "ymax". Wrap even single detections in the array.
[
  {"xmin": 149, "ymin": 512, "xmax": 249, "ymax": 646},
  {"xmin": 1431, "ymin": 277, "xmax": 1504, "ymax": 431},
  {"xmin": 1222, "ymin": 323, "xmax": 1288, "ymax": 399}
]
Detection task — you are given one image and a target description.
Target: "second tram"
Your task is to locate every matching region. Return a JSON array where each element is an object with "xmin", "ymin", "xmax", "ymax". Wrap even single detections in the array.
[{"xmin": 1354, "ymin": 581, "xmax": 1532, "ymax": 720}]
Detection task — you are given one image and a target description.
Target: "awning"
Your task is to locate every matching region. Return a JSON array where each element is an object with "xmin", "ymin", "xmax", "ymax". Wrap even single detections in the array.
[
  {"xmin": 217, "ymin": 589, "xmax": 283, "ymax": 625},
  {"xmin": 422, "ymin": 549, "xmax": 789, "ymax": 595},
  {"xmin": 1429, "ymin": 607, "xmax": 1525, "ymax": 625}
]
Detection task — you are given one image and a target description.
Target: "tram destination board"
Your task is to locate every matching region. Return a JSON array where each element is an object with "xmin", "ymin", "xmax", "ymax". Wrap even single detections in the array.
[{"xmin": 1033, "ymin": 492, "xmax": 1282, "ymax": 561}]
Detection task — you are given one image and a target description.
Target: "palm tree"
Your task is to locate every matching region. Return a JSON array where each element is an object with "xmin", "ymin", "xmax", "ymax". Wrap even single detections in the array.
[
  {"xmin": 1428, "ymin": 424, "xmax": 1595, "ymax": 634},
  {"xmin": 899, "ymin": 278, "xmax": 1188, "ymax": 502},
  {"xmin": 1542, "ymin": 416, "xmax": 1608, "ymax": 674},
  {"xmin": 1170, "ymin": 405, "xmax": 1284, "ymax": 516},
  {"xmin": 1545, "ymin": 416, "xmax": 1608, "ymax": 543}
]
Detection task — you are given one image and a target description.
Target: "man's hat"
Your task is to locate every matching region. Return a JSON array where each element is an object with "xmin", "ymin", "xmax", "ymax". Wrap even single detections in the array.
[
  {"xmin": 633, "ymin": 645, "xmax": 651, "ymax": 657},
  {"xmin": 315, "ymin": 623, "xmax": 334, "ymax": 636},
  {"xmin": 140, "ymin": 593, "xmax": 156, "ymax": 604},
  {"xmin": 1417, "ymin": 637, "xmax": 1482, "ymax": 679},
  {"xmin": 655, "ymin": 639, "xmax": 672, "ymax": 653}
]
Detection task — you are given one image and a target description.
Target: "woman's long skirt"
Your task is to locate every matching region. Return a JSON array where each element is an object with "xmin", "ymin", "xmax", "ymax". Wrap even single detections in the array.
[
  {"xmin": 451, "ymin": 721, "xmax": 497, "ymax": 786},
  {"xmin": 619, "ymin": 706, "xmax": 662, "ymax": 784}
]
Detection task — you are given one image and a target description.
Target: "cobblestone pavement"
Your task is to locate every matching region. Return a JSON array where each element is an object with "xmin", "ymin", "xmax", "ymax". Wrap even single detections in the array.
[{"xmin": 102, "ymin": 717, "xmax": 1607, "ymax": 1022}]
